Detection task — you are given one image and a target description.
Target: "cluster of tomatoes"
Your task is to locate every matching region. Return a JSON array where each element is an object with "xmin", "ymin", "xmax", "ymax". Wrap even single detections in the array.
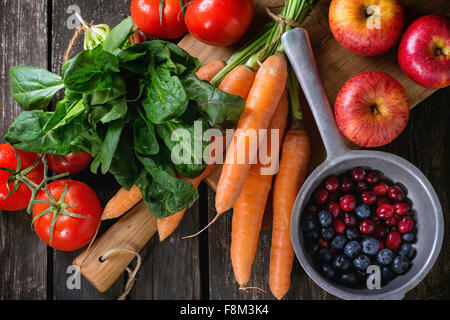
[
  {"xmin": 0, "ymin": 144, "xmax": 101, "ymax": 251},
  {"xmin": 130, "ymin": 0, "xmax": 254, "ymax": 46}
]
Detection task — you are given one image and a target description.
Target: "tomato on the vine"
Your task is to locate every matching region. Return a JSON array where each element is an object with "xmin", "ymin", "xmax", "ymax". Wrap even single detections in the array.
[
  {"xmin": 32, "ymin": 180, "xmax": 102, "ymax": 251},
  {"xmin": 0, "ymin": 144, "xmax": 44, "ymax": 212},
  {"xmin": 184, "ymin": 0, "xmax": 254, "ymax": 47},
  {"xmin": 131, "ymin": 0, "xmax": 188, "ymax": 39},
  {"xmin": 48, "ymin": 151, "xmax": 92, "ymax": 175}
]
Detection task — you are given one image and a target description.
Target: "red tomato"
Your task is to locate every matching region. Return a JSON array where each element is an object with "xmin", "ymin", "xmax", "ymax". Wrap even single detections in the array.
[
  {"xmin": 131, "ymin": 0, "xmax": 188, "ymax": 39},
  {"xmin": 32, "ymin": 180, "xmax": 102, "ymax": 251},
  {"xmin": 185, "ymin": 0, "xmax": 254, "ymax": 47},
  {"xmin": 0, "ymin": 144, "xmax": 44, "ymax": 211},
  {"xmin": 48, "ymin": 151, "xmax": 92, "ymax": 175}
]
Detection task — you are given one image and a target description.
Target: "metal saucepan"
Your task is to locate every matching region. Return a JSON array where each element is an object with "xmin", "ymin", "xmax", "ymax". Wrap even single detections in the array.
[{"xmin": 281, "ymin": 28, "xmax": 444, "ymax": 300}]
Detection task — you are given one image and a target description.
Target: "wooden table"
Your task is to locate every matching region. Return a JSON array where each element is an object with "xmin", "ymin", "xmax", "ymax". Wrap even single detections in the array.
[{"xmin": 0, "ymin": 0, "xmax": 448, "ymax": 300}]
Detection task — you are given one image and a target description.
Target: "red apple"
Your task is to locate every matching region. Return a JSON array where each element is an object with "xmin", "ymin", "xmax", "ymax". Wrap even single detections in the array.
[
  {"xmin": 329, "ymin": 0, "xmax": 404, "ymax": 56},
  {"xmin": 334, "ymin": 71, "xmax": 410, "ymax": 147},
  {"xmin": 398, "ymin": 14, "xmax": 450, "ymax": 89}
]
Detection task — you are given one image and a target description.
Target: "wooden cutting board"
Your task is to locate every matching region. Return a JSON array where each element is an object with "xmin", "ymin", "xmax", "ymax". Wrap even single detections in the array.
[
  {"xmin": 73, "ymin": 0, "xmax": 447, "ymax": 293},
  {"xmin": 178, "ymin": 0, "xmax": 447, "ymax": 190}
]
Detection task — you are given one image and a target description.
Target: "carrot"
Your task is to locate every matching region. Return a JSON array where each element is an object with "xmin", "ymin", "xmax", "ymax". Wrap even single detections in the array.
[
  {"xmin": 101, "ymin": 61, "xmax": 225, "ymax": 221},
  {"xmin": 157, "ymin": 164, "xmax": 216, "ymax": 241},
  {"xmin": 218, "ymin": 65, "xmax": 255, "ymax": 100},
  {"xmin": 231, "ymin": 91, "xmax": 288, "ymax": 287},
  {"xmin": 269, "ymin": 128, "xmax": 311, "ymax": 300},
  {"xmin": 102, "ymin": 185, "xmax": 143, "ymax": 220},
  {"xmin": 215, "ymin": 54, "xmax": 288, "ymax": 215},
  {"xmin": 195, "ymin": 60, "xmax": 226, "ymax": 82}
]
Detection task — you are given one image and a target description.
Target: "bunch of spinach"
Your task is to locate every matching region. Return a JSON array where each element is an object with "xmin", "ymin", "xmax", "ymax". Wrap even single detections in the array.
[{"xmin": 5, "ymin": 17, "xmax": 245, "ymax": 218}]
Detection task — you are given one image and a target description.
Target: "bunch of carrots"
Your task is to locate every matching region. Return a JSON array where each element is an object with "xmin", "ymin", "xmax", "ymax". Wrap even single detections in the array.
[{"xmin": 102, "ymin": 56, "xmax": 311, "ymax": 299}]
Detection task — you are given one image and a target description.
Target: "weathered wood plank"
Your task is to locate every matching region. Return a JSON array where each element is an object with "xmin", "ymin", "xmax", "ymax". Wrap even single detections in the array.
[
  {"xmin": 129, "ymin": 201, "xmax": 202, "ymax": 300},
  {"xmin": 50, "ymin": 0, "xmax": 131, "ymax": 300},
  {"xmin": 0, "ymin": 0, "xmax": 49, "ymax": 300}
]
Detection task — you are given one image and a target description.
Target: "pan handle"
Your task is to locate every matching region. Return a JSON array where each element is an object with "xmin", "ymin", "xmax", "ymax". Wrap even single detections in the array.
[{"xmin": 282, "ymin": 28, "xmax": 349, "ymax": 159}]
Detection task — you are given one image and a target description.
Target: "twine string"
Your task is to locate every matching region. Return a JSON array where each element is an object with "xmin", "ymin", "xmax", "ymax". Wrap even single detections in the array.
[
  {"xmin": 100, "ymin": 248, "xmax": 143, "ymax": 301},
  {"xmin": 256, "ymin": 7, "xmax": 302, "ymax": 67}
]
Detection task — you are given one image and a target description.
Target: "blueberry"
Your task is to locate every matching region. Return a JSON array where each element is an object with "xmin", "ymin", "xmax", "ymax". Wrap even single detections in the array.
[
  {"xmin": 346, "ymin": 227, "xmax": 360, "ymax": 241},
  {"xmin": 306, "ymin": 241, "xmax": 320, "ymax": 256},
  {"xmin": 361, "ymin": 237, "xmax": 380, "ymax": 256},
  {"xmin": 318, "ymin": 210, "xmax": 333, "ymax": 227},
  {"xmin": 398, "ymin": 243, "xmax": 414, "ymax": 259},
  {"xmin": 321, "ymin": 264, "xmax": 336, "ymax": 279},
  {"xmin": 376, "ymin": 248, "xmax": 394, "ymax": 265},
  {"xmin": 355, "ymin": 204, "xmax": 371, "ymax": 219},
  {"xmin": 392, "ymin": 255, "xmax": 410, "ymax": 274},
  {"xmin": 304, "ymin": 229, "xmax": 319, "ymax": 241},
  {"xmin": 301, "ymin": 214, "xmax": 318, "ymax": 231},
  {"xmin": 402, "ymin": 233, "xmax": 415, "ymax": 242},
  {"xmin": 353, "ymin": 254, "xmax": 371, "ymax": 271},
  {"xmin": 332, "ymin": 254, "xmax": 351, "ymax": 272},
  {"xmin": 316, "ymin": 248, "xmax": 333, "ymax": 263},
  {"xmin": 321, "ymin": 227, "xmax": 335, "ymax": 241},
  {"xmin": 381, "ymin": 265, "xmax": 395, "ymax": 281},
  {"xmin": 344, "ymin": 241, "xmax": 362, "ymax": 258},
  {"xmin": 340, "ymin": 273, "xmax": 359, "ymax": 288},
  {"xmin": 330, "ymin": 235, "xmax": 347, "ymax": 251}
]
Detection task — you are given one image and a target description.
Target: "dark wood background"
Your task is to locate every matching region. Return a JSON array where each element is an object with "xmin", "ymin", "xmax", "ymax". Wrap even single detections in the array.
[{"xmin": 0, "ymin": 0, "xmax": 448, "ymax": 300}]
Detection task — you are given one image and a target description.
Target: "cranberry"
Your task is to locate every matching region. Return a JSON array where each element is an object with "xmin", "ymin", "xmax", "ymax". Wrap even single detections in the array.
[
  {"xmin": 373, "ymin": 224, "xmax": 386, "ymax": 239},
  {"xmin": 373, "ymin": 182, "xmax": 389, "ymax": 196},
  {"xmin": 355, "ymin": 181, "xmax": 369, "ymax": 192},
  {"xmin": 377, "ymin": 197, "xmax": 389, "ymax": 206},
  {"xmin": 329, "ymin": 192, "xmax": 339, "ymax": 201},
  {"xmin": 397, "ymin": 216, "xmax": 414, "ymax": 234},
  {"xmin": 360, "ymin": 219, "xmax": 375, "ymax": 235},
  {"xmin": 340, "ymin": 194, "xmax": 356, "ymax": 212},
  {"xmin": 377, "ymin": 203, "xmax": 394, "ymax": 220},
  {"xmin": 385, "ymin": 216, "xmax": 397, "ymax": 227},
  {"xmin": 319, "ymin": 238, "xmax": 329, "ymax": 248},
  {"xmin": 333, "ymin": 219, "xmax": 346, "ymax": 234},
  {"xmin": 387, "ymin": 186, "xmax": 405, "ymax": 202},
  {"xmin": 343, "ymin": 212, "xmax": 357, "ymax": 227},
  {"xmin": 365, "ymin": 171, "xmax": 380, "ymax": 184},
  {"xmin": 361, "ymin": 191, "xmax": 377, "ymax": 205},
  {"xmin": 393, "ymin": 202, "xmax": 410, "ymax": 216},
  {"xmin": 327, "ymin": 202, "xmax": 341, "ymax": 219},
  {"xmin": 339, "ymin": 177, "xmax": 354, "ymax": 192},
  {"xmin": 378, "ymin": 240, "xmax": 384, "ymax": 249},
  {"xmin": 370, "ymin": 212, "xmax": 381, "ymax": 224},
  {"xmin": 351, "ymin": 167, "xmax": 366, "ymax": 182},
  {"xmin": 385, "ymin": 230, "xmax": 402, "ymax": 251},
  {"xmin": 315, "ymin": 188, "xmax": 329, "ymax": 205},
  {"xmin": 324, "ymin": 176, "xmax": 340, "ymax": 192}
]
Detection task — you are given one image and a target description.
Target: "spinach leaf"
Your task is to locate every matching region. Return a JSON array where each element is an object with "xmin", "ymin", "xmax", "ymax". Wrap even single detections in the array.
[
  {"xmin": 62, "ymin": 46, "xmax": 120, "ymax": 94},
  {"xmin": 156, "ymin": 111, "xmax": 210, "ymax": 178},
  {"xmin": 83, "ymin": 74, "xmax": 126, "ymax": 106},
  {"xmin": 5, "ymin": 109, "xmax": 98, "ymax": 155},
  {"xmin": 133, "ymin": 110, "xmax": 159, "ymax": 156},
  {"xmin": 88, "ymin": 97, "xmax": 128, "ymax": 125},
  {"xmin": 9, "ymin": 66, "xmax": 65, "ymax": 110},
  {"xmin": 183, "ymin": 74, "xmax": 245, "ymax": 127},
  {"xmin": 91, "ymin": 117, "xmax": 127, "ymax": 175},
  {"xmin": 142, "ymin": 59, "xmax": 188, "ymax": 124},
  {"xmin": 103, "ymin": 17, "xmax": 135, "ymax": 54},
  {"xmin": 135, "ymin": 148, "xmax": 198, "ymax": 218},
  {"xmin": 108, "ymin": 139, "xmax": 139, "ymax": 190}
]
